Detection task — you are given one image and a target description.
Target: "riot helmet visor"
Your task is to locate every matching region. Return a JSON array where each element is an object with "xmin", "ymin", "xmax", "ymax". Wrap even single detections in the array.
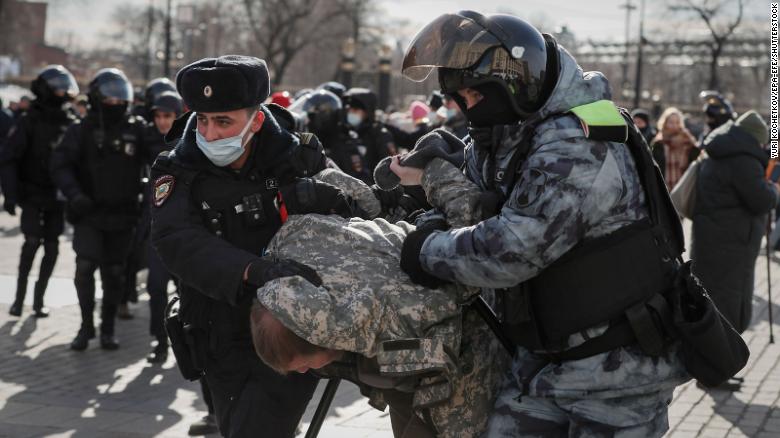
[
  {"xmin": 97, "ymin": 76, "xmax": 134, "ymax": 103},
  {"xmin": 402, "ymin": 13, "xmax": 502, "ymax": 82}
]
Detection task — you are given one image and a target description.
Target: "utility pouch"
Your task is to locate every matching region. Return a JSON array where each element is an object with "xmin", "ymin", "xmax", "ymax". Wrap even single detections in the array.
[
  {"xmin": 668, "ymin": 261, "xmax": 750, "ymax": 387},
  {"xmin": 164, "ymin": 296, "xmax": 204, "ymax": 381}
]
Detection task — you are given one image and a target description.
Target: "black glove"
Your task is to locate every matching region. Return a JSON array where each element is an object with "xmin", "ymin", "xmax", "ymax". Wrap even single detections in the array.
[
  {"xmin": 372, "ymin": 184, "xmax": 402, "ymax": 211},
  {"xmin": 400, "ymin": 221, "xmax": 448, "ymax": 289},
  {"xmin": 3, "ymin": 198, "xmax": 16, "ymax": 216},
  {"xmin": 246, "ymin": 258, "xmax": 323, "ymax": 289},
  {"xmin": 468, "ymin": 126, "xmax": 493, "ymax": 151},
  {"xmin": 70, "ymin": 194, "xmax": 95, "ymax": 216},
  {"xmin": 279, "ymin": 178, "xmax": 353, "ymax": 218}
]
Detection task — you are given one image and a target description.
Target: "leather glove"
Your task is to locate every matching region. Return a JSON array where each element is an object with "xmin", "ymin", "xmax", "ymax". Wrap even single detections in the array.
[
  {"xmin": 3, "ymin": 198, "xmax": 16, "ymax": 216},
  {"xmin": 70, "ymin": 194, "xmax": 95, "ymax": 216},
  {"xmin": 246, "ymin": 258, "xmax": 323, "ymax": 289},
  {"xmin": 279, "ymin": 178, "xmax": 353, "ymax": 218},
  {"xmin": 400, "ymin": 221, "xmax": 449, "ymax": 289}
]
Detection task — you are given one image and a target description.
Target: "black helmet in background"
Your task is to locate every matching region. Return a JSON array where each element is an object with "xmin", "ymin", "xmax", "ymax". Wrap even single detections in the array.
[
  {"xmin": 317, "ymin": 81, "xmax": 347, "ymax": 101},
  {"xmin": 293, "ymin": 89, "xmax": 343, "ymax": 139},
  {"xmin": 151, "ymin": 90, "xmax": 184, "ymax": 117},
  {"xmin": 144, "ymin": 77, "xmax": 176, "ymax": 109},
  {"xmin": 699, "ymin": 90, "xmax": 735, "ymax": 131},
  {"xmin": 31, "ymin": 65, "xmax": 79, "ymax": 105},
  {"xmin": 87, "ymin": 68, "xmax": 133, "ymax": 125},
  {"xmin": 402, "ymin": 10, "xmax": 559, "ymax": 122},
  {"xmin": 343, "ymin": 87, "xmax": 378, "ymax": 117}
]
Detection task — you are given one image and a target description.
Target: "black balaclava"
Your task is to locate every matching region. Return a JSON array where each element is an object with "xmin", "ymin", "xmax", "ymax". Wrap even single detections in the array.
[
  {"xmin": 99, "ymin": 102, "xmax": 128, "ymax": 126},
  {"xmin": 461, "ymin": 82, "xmax": 520, "ymax": 128}
]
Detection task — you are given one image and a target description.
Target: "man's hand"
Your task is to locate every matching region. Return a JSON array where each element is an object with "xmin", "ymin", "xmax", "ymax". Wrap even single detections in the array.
[
  {"xmin": 245, "ymin": 258, "xmax": 323, "ymax": 289},
  {"xmin": 389, "ymin": 155, "xmax": 424, "ymax": 186},
  {"xmin": 279, "ymin": 178, "xmax": 353, "ymax": 218}
]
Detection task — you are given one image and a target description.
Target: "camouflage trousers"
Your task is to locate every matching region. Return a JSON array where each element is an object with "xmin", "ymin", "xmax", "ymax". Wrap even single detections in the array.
[{"xmin": 482, "ymin": 345, "xmax": 686, "ymax": 438}]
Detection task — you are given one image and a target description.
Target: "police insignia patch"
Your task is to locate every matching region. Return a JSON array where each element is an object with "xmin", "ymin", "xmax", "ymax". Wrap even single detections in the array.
[{"xmin": 153, "ymin": 175, "xmax": 175, "ymax": 207}]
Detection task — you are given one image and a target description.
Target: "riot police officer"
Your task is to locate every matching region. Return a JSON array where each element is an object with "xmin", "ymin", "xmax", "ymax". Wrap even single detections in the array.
[
  {"xmin": 399, "ymin": 11, "xmax": 689, "ymax": 436},
  {"xmin": 293, "ymin": 89, "xmax": 370, "ymax": 182},
  {"xmin": 699, "ymin": 90, "xmax": 736, "ymax": 138},
  {"xmin": 1, "ymin": 65, "xmax": 78, "ymax": 317},
  {"xmin": 343, "ymin": 87, "xmax": 396, "ymax": 178},
  {"xmin": 150, "ymin": 55, "xmax": 352, "ymax": 437},
  {"xmin": 133, "ymin": 77, "xmax": 177, "ymax": 123},
  {"xmin": 144, "ymin": 90, "xmax": 183, "ymax": 363},
  {"xmin": 51, "ymin": 68, "xmax": 148, "ymax": 351}
]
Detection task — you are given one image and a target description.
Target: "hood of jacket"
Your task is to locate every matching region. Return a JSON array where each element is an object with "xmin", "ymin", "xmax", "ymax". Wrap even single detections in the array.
[{"xmin": 703, "ymin": 120, "xmax": 768, "ymax": 166}]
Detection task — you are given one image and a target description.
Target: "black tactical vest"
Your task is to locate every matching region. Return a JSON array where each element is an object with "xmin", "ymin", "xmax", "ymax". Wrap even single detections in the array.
[
  {"xmin": 495, "ymin": 103, "xmax": 685, "ymax": 359},
  {"xmin": 79, "ymin": 116, "xmax": 145, "ymax": 210}
]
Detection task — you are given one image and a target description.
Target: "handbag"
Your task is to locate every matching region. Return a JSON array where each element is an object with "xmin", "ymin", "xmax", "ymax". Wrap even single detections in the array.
[{"xmin": 669, "ymin": 151, "xmax": 707, "ymax": 219}]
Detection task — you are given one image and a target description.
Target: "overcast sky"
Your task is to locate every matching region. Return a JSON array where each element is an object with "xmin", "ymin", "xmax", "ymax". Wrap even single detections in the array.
[{"xmin": 44, "ymin": 0, "xmax": 765, "ymax": 51}]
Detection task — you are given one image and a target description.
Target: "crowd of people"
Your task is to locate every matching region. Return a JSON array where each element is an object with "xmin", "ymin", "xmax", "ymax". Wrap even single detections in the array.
[{"xmin": 0, "ymin": 9, "xmax": 775, "ymax": 438}]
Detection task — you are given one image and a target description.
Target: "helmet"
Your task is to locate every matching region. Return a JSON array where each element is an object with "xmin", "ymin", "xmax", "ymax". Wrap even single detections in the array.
[
  {"xmin": 699, "ymin": 90, "xmax": 735, "ymax": 129},
  {"xmin": 151, "ymin": 90, "xmax": 184, "ymax": 117},
  {"xmin": 30, "ymin": 65, "xmax": 79, "ymax": 103},
  {"xmin": 295, "ymin": 89, "xmax": 343, "ymax": 138},
  {"xmin": 87, "ymin": 68, "xmax": 133, "ymax": 107},
  {"xmin": 402, "ymin": 10, "xmax": 558, "ymax": 119},
  {"xmin": 270, "ymin": 91, "xmax": 292, "ymax": 108},
  {"xmin": 144, "ymin": 77, "xmax": 176, "ymax": 109},
  {"xmin": 317, "ymin": 81, "xmax": 346, "ymax": 100}
]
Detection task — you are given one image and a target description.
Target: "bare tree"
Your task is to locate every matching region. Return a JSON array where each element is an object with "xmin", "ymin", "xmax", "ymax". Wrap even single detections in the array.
[
  {"xmin": 240, "ymin": 0, "xmax": 372, "ymax": 86},
  {"xmin": 669, "ymin": 0, "xmax": 744, "ymax": 90}
]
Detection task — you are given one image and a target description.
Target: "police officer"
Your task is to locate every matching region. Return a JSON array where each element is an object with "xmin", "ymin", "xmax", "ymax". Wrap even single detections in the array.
[
  {"xmin": 51, "ymin": 68, "xmax": 148, "ymax": 351},
  {"xmin": 398, "ymin": 11, "xmax": 689, "ymax": 436},
  {"xmin": 699, "ymin": 90, "xmax": 736, "ymax": 139},
  {"xmin": 134, "ymin": 77, "xmax": 177, "ymax": 122},
  {"xmin": 142, "ymin": 90, "xmax": 183, "ymax": 363},
  {"xmin": 343, "ymin": 87, "xmax": 396, "ymax": 178},
  {"xmin": 1, "ymin": 65, "xmax": 78, "ymax": 317},
  {"xmin": 150, "ymin": 55, "xmax": 353, "ymax": 437},
  {"xmin": 293, "ymin": 89, "xmax": 370, "ymax": 182}
]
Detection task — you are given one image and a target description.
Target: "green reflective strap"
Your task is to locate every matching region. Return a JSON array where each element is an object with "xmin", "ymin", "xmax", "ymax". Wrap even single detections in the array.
[{"xmin": 569, "ymin": 100, "xmax": 628, "ymax": 143}]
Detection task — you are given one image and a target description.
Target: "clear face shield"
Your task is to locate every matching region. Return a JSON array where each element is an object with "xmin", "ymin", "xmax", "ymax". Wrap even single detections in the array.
[{"xmin": 401, "ymin": 13, "xmax": 502, "ymax": 82}]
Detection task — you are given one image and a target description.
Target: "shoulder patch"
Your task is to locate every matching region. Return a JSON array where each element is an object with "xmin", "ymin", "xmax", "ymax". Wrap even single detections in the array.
[{"xmin": 153, "ymin": 175, "xmax": 175, "ymax": 207}]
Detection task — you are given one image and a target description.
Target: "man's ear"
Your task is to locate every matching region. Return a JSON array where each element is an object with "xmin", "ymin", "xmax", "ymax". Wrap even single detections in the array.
[{"xmin": 251, "ymin": 110, "xmax": 265, "ymax": 133}]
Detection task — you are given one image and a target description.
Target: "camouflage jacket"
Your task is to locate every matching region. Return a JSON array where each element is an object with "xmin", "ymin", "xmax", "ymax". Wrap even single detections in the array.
[
  {"xmin": 257, "ymin": 158, "xmax": 508, "ymax": 437},
  {"xmin": 418, "ymin": 46, "xmax": 689, "ymax": 398}
]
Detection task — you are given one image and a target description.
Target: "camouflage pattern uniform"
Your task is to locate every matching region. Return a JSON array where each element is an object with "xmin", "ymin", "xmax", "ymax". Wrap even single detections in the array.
[
  {"xmin": 257, "ymin": 158, "xmax": 508, "ymax": 437},
  {"xmin": 313, "ymin": 168, "xmax": 382, "ymax": 219},
  {"xmin": 416, "ymin": 46, "xmax": 690, "ymax": 437}
]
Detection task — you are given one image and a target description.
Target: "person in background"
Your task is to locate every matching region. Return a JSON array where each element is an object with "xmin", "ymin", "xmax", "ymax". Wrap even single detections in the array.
[
  {"xmin": 692, "ymin": 111, "xmax": 778, "ymax": 336},
  {"xmin": 650, "ymin": 107, "xmax": 699, "ymax": 191},
  {"xmin": 1, "ymin": 65, "xmax": 79, "ymax": 317},
  {"xmin": 632, "ymin": 108, "xmax": 656, "ymax": 144}
]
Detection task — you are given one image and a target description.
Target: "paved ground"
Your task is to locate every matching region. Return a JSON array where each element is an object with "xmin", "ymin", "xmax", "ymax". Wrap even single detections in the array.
[{"xmin": 0, "ymin": 210, "xmax": 779, "ymax": 437}]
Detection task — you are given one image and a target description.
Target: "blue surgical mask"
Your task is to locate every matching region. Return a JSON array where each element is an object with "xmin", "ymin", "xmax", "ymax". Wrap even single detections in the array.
[
  {"xmin": 346, "ymin": 112, "xmax": 363, "ymax": 128},
  {"xmin": 195, "ymin": 111, "xmax": 256, "ymax": 167},
  {"xmin": 446, "ymin": 108, "xmax": 457, "ymax": 119}
]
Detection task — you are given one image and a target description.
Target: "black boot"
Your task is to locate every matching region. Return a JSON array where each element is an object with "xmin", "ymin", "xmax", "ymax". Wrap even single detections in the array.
[
  {"xmin": 147, "ymin": 339, "xmax": 169, "ymax": 364},
  {"xmin": 33, "ymin": 240, "xmax": 58, "ymax": 318},
  {"xmin": 32, "ymin": 281, "xmax": 50, "ymax": 318},
  {"xmin": 70, "ymin": 326, "xmax": 96, "ymax": 351},
  {"xmin": 188, "ymin": 413, "xmax": 218, "ymax": 436},
  {"xmin": 100, "ymin": 332, "xmax": 120, "ymax": 350},
  {"xmin": 10, "ymin": 238, "xmax": 38, "ymax": 316}
]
